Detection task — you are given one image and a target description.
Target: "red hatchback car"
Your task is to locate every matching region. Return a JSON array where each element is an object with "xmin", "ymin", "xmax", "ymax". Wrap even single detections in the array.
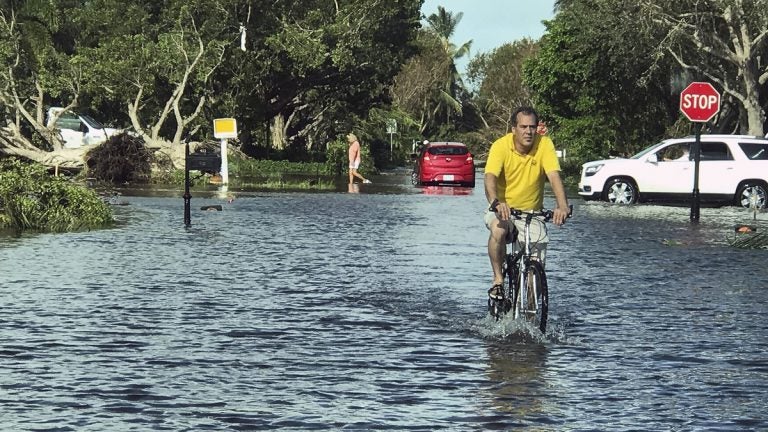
[{"xmin": 411, "ymin": 141, "xmax": 475, "ymax": 188}]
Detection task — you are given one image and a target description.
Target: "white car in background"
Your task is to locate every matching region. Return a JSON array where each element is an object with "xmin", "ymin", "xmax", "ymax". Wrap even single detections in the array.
[
  {"xmin": 578, "ymin": 135, "xmax": 768, "ymax": 209},
  {"xmin": 46, "ymin": 107, "xmax": 122, "ymax": 148}
]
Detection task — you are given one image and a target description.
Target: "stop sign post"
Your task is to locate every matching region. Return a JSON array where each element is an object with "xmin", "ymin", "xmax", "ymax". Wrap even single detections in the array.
[{"xmin": 680, "ymin": 82, "xmax": 721, "ymax": 223}]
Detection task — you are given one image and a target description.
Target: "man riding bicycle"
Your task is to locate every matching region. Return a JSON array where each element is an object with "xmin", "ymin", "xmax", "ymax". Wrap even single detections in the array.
[{"xmin": 484, "ymin": 106, "xmax": 571, "ymax": 301}]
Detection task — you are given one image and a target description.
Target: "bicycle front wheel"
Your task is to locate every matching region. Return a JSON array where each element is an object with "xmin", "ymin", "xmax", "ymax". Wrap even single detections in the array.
[
  {"xmin": 527, "ymin": 261, "xmax": 549, "ymax": 333},
  {"xmin": 509, "ymin": 260, "xmax": 521, "ymax": 320}
]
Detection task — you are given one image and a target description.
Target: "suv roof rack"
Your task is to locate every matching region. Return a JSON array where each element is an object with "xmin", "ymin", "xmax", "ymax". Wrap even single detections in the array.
[{"xmin": 683, "ymin": 134, "xmax": 765, "ymax": 140}]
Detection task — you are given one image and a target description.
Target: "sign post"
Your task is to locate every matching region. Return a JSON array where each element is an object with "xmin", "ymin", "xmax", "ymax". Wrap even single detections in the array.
[
  {"xmin": 679, "ymin": 82, "xmax": 720, "ymax": 223},
  {"xmin": 386, "ymin": 119, "xmax": 397, "ymax": 160},
  {"xmin": 184, "ymin": 142, "xmax": 191, "ymax": 226},
  {"xmin": 213, "ymin": 118, "xmax": 238, "ymax": 185}
]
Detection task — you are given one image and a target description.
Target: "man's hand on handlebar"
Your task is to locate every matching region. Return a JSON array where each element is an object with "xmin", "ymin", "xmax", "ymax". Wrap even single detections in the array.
[
  {"xmin": 551, "ymin": 207, "xmax": 569, "ymax": 226},
  {"xmin": 489, "ymin": 198, "xmax": 511, "ymax": 221},
  {"xmin": 552, "ymin": 205, "xmax": 573, "ymax": 226},
  {"xmin": 490, "ymin": 200, "xmax": 573, "ymax": 224},
  {"xmin": 494, "ymin": 201, "xmax": 511, "ymax": 221}
]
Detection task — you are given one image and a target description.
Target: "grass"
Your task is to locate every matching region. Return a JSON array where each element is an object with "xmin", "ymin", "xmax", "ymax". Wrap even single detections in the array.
[{"xmin": 234, "ymin": 176, "xmax": 336, "ymax": 190}]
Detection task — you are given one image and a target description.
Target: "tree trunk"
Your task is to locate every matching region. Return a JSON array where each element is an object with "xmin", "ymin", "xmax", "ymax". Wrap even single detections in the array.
[
  {"xmin": 741, "ymin": 61, "xmax": 766, "ymax": 136},
  {"xmin": 270, "ymin": 114, "xmax": 286, "ymax": 150},
  {"xmin": 743, "ymin": 96, "xmax": 765, "ymax": 136}
]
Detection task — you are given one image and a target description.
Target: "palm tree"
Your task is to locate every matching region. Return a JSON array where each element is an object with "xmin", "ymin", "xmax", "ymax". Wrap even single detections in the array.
[
  {"xmin": 425, "ymin": 6, "xmax": 472, "ymax": 124},
  {"xmin": 554, "ymin": 0, "xmax": 574, "ymax": 11}
]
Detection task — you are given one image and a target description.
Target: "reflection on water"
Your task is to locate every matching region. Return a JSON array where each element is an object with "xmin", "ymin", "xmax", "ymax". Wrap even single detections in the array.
[
  {"xmin": 485, "ymin": 341, "xmax": 547, "ymax": 418},
  {"xmin": 419, "ymin": 185, "xmax": 474, "ymax": 196},
  {"xmin": 1, "ymin": 173, "xmax": 768, "ymax": 430}
]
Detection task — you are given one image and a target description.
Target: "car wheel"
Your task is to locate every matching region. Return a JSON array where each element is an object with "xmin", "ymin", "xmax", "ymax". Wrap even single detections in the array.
[
  {"xmin": 736, "ymin": 183, "xmax": 768, "ymax": 209},
  {"xmin": 411, "ymin": 171, "xmax": 420, "ymax": 186},
  {"xmin": 603, "ymin": 178, "xmax": 638, "ymax": 204}
]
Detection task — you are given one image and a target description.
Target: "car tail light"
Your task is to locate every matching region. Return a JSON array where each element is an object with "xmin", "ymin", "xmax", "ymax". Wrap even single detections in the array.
[{"xmin": 465, "ymin": 154, "xmax": 473, "ymax": 164}]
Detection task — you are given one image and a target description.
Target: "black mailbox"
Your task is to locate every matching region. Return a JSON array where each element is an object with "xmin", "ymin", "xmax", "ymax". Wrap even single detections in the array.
[{"xmin": 187, "ymin": 151, "xmax": 221, "ymax": 173}]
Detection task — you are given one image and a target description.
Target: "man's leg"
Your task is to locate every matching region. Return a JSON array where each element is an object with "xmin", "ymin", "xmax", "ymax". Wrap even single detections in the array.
[
  {"xmin": 512, "ymin": 218, "xmax": 548, "ymax": 266},
  {"xmin": 527, "ymin": 218, "xmax": 549, "ymax": 266},
  {"xmin": 485, "ymin": 212, "xmax": 507, "ymax": 285}
]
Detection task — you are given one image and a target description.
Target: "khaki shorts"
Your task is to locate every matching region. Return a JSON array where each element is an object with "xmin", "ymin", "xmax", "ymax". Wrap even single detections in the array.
[
  {"xmin": 349, "ymin": 160, "xmax": 360, "ymax": 170},
  {"xmin": 484, "ymin": 210, "xmax": 549, "ymax": 263}
]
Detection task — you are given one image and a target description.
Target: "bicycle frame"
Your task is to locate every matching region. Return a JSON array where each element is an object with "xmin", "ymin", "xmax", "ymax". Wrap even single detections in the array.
[
  {"xmin": 487, "ymin": 205, "xmax": 571, "ymax": 331},
  {"xmin": 507, "ymin": 211, "xmax": 546, "ymax": 322}
]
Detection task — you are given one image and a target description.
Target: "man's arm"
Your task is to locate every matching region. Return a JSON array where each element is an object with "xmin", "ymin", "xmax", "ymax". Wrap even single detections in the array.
[
  {"xmin": 545, "ymin": 170, "xmax": 571, "ymax": 225},
  {"xmin": 485, "ymin": 173, "xmax": 509, "ymax": 221},
  {"xmin": 484, "ymin": 172, "xmax": 497, "ymax": 203}
]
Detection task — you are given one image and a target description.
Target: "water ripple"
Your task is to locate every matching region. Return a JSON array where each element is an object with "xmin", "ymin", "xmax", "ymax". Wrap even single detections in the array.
[{"xmin": 1, "ymin": 185, "xmax": 767, "ymax": 430}]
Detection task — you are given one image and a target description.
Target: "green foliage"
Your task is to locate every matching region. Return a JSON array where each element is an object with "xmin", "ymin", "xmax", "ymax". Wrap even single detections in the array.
[
  {"xmin": 229, "ymin": 157, "xmax": 329, "ymax": 177},
  {"xmin": 150, "ymin": 167, "xmax": 187, "ymax": 185},
  {"xmin": 324, "ymin": 137, "xmax": 374, "ymax": 176},
  {"xmin": 645, "ymin": 0, "xmax": 768, "ymax": 135},
  {"xmin": 448, "ymin": 130, "xmax": 491, "ymax": 161},
  {"xmin": 524, "ymin": 0, "xmax": 677, "ymax": 162},
  {"xmin": 423, "ymin": 6, "xmax": 472, "ymax": 127},
  {"xmin": 325, "ymin": 139, "xmax": 350, "ymax": 176},
  {"xmin": 236, "ymin": 177, "xmax": 335, "ymax": 191},
  {"xmin": 552, "ymin": 115, "xmax": 620, "ymax": 162},
  {"xmin": 467, "ymin": 39, "xmax": 538, "ymax": 137},
  {"xmin": 557, "ymin": 157, "xmax": 583, "ymax": 188},
  {"xmin": 5, "ymin": 0, "xmax": 768, "ymax": 176},
  {"xmin": 2, "ymin": 0, "xmax": 424, "ymax": 171},
  {"xmin": 212, "ymin": 0, "xmax": 422, "ymax": 153},
  {"xmin": 390, "ymin": 30, "xmax": 453, "ymax": 135},
  {"xmin": 0, "ymin": 1, "xmax": 78, "ymax": 112},
  {"xmin": 355, "ymin": 107, "xmax": 419, "ymax": 166},
  {"xmin": 0, "ymin": 158, "xmax": 114, "ymax": 232}
]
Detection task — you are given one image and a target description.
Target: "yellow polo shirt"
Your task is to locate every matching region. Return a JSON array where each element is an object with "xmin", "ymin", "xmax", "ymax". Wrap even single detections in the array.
[{"xmin": 484, "ymin": 133, "xmax": 560, "ymax": 210}]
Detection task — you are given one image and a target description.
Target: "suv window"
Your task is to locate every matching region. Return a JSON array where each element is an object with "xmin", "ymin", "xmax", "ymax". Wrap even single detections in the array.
[
  {"xmin": 55, "ymin": 112, "xmax": 83, "ymax": 131},
  {"xmin": 738, "ymin": 142, "xmax": 768, "ymax": 160},
  {"xmin": 659, "ymin": 143, "xmax": 690, "ymax": 161},
  {"xmin": 700, "ymin": 142, "xmax": 732, "ymax": 161},
  {"xmin": 427, "ymin": 146, "xmax": 468, "ymax": 156}
]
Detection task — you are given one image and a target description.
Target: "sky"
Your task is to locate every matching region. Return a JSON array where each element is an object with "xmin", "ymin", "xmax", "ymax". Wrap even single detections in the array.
[{"xmin": 420, "ymin": 0, "xmax": 557, "ymax": 72}]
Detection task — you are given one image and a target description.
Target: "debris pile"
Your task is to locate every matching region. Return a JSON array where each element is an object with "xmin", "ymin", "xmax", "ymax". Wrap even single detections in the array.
[{"xmin": 729, "ymin": 224, "xmax": 768, "ymax": 249}]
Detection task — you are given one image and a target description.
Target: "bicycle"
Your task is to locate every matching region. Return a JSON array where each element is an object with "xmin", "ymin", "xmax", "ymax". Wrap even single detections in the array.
[{"xmin": 487, "ymin": 206, "xmax": 572, "ymax": 333}]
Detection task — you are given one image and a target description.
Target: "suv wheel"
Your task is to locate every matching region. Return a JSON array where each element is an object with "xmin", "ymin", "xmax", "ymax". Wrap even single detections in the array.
[
  {"xmin": 604, "ymin": 178, "xmax": 638, "ymax": 204},
  {"xmin": 736, "ymin": 183, "xmax": 768, "ymax": 209}
]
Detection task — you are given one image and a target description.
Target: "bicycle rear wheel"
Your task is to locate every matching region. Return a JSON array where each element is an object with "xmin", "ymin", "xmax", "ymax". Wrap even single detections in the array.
[{"xmin": 525, "ymin": 260, "xmax": 549, "ymax": 333}]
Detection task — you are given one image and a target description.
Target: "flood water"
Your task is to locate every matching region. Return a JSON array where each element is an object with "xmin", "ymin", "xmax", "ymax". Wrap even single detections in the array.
[{"xmin": 2, "ymin": 171, "xmax": 768, "ymax": 431}]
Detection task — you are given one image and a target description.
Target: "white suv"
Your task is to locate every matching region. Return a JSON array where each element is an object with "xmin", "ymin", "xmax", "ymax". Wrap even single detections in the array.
[
  {"xmin": 46, "ymin": 107, "xmax": 122, "ymax": 149},
  {"xmin": 578, "ymin": 135, "xmax": 768, "ymax": 209}
]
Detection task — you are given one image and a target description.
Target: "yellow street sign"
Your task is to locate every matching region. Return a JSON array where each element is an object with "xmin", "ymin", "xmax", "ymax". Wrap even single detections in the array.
[{"xmin": 214, "ymin": 118, "xmax": 238, "ymax": 139}]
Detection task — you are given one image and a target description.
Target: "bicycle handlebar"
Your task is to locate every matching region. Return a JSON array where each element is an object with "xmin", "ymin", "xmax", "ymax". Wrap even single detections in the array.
[{"xmin": 507, "ymin": 204, "xmax": 574, "ymax": 222}]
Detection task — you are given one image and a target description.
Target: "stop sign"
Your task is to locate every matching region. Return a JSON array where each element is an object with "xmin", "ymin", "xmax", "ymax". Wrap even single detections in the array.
[{"xmin": 680, "ymin": 82, "xmax": 721, "ymax": 122}]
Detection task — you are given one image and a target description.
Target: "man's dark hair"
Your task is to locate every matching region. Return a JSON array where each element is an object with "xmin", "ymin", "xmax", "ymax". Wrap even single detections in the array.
[{"xmin": 512, "ymin": 106, "xmax": 539, "ymax": 125}]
